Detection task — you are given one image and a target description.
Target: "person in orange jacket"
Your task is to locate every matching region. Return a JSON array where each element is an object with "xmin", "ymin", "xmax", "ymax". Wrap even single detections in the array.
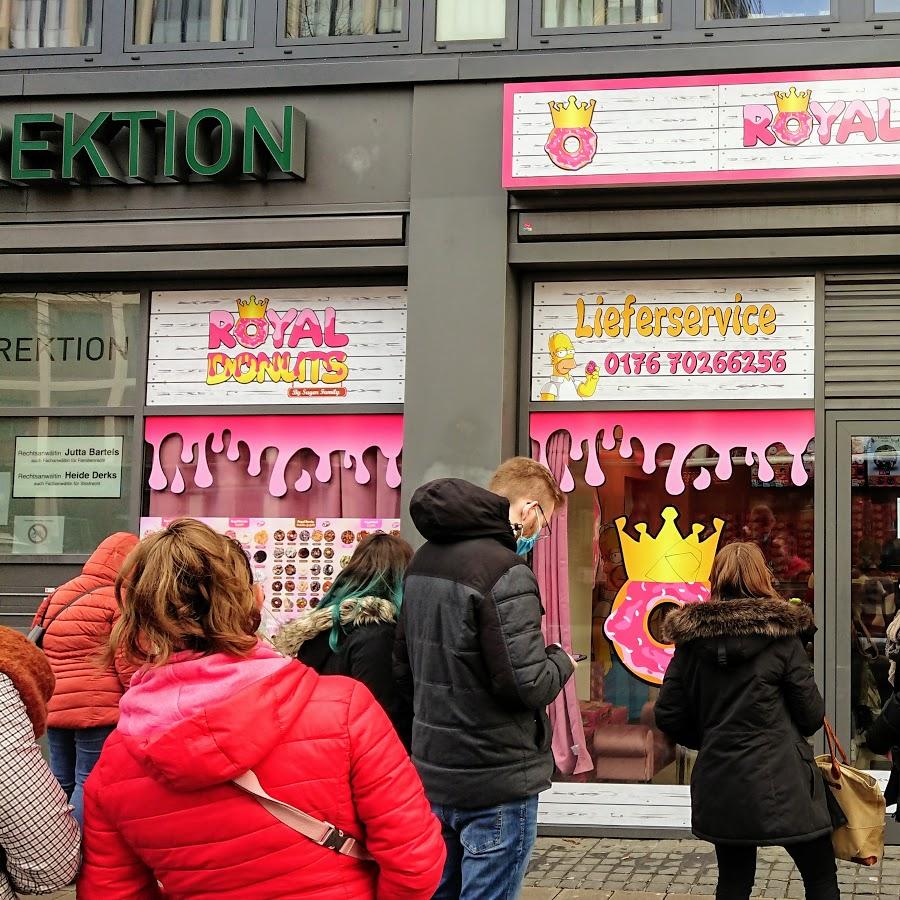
[{"xmin": 31, "ymin": 531, "xmax": 139, "ymax": 826}]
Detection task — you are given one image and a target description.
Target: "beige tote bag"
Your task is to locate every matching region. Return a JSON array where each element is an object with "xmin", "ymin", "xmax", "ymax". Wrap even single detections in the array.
[{"xmin": 815, "ymin": 719, "xmax": 885, "ymax": 866}]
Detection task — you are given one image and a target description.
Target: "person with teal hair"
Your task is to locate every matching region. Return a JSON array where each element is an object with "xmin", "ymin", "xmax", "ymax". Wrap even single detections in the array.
[{"xmin": 274, "ymin": 533, "xmax": 413, "ymax": 742}]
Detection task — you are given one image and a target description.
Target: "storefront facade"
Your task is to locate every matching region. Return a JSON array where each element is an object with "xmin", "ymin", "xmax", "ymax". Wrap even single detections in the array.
[{"xmin": 3, "ymin": 0, "xmax": 900, "ymax": 839}]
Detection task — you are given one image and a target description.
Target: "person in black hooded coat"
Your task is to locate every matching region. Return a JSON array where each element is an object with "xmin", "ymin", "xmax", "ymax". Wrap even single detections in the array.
[
  {"xmin": 395, "ymin": 459, "xmax": 575, "ymax": 900},
  {"xmin": 656, "ymin": 541, "xmax": 837, "ymax": 900}
]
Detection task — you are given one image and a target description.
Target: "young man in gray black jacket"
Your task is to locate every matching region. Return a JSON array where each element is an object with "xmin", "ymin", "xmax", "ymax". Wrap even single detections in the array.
[{"xmin": 395, "ymin": 457, "xmax": 576, "ymax": 899}]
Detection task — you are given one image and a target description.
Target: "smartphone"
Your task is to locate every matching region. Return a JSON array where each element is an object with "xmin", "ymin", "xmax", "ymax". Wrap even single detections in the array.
[{"xmin": 572, "ymin": 653, "xmax": 588, "ymax": 662}]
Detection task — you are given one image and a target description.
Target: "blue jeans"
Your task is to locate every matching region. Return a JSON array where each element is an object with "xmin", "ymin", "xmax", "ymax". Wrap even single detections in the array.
[
  {"xmin": 47, "ymin": 725, "xmax": 115, "ymax": 827},
  {"xmin": 431, "ymin": 796, "xmax": 539, "ymax": 900}
]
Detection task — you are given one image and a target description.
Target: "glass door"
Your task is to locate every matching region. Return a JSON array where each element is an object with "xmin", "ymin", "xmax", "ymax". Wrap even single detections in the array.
[{"xmin": 835, "ymin": 417, "xmax": 900, "ymax": 835}]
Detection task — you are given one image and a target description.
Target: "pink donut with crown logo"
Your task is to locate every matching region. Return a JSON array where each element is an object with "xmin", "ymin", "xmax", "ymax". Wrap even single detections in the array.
[
  {"xmin": 544, "ymin": 127, "xmax": 598, "ymax": 172},
  {"xmin": 605, "ymin": 580, "xmax": 710, "ymax": 685},
  {"xmin": 234, "ymin": 317, "xmax": 268, "ymax": 349},
  {"xmin": 771, "ymin": 111, "xmax": 813, "ymax": 146}
]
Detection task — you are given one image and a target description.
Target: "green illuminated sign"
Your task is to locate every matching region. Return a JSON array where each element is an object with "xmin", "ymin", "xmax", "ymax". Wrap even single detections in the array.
[{"xmin": 0, "ymin": 105, "xmax": 305, "ymax": 186}]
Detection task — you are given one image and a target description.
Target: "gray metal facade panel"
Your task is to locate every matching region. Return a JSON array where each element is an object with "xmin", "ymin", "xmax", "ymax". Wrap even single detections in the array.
[{"xmin": 825, "ymin": 274, "xmax": 900, "ymax": 398}]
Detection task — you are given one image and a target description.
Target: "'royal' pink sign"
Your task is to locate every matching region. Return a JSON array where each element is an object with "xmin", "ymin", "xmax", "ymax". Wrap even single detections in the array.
[{"xmin": 503, "ymin": 67, "xmax": 900, "ymax": 189}]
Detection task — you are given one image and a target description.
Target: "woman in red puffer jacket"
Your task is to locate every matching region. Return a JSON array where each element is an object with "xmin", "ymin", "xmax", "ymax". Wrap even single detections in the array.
[
  {"xmin": 78, "ymin": 518, "xmax": 445, "ymax": 900},
  {"xmin": 32, "ymin": 531, "xmax": 139, "ymax": 827}
]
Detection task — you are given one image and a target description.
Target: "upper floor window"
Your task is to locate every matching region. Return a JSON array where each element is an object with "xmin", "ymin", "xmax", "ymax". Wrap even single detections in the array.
[
  {"xmin": 436, "ymin": 0, "xmax": 506, "ymax": 41},
  {"xmin": 133, "ymin": 0, "xmax": 251, "ymax": 45},
  {"xmin": 542, "ymin": 0, "xmax": 663, "ymax": 27},
  {"xmin": 704, "ymin": 0, "xmax": 829, "ymax": 18},
  {"xmin": 0, "ymin": 0, "xmax": 97, "ymax": 50},
  {"xmin": 284, "ymin": 0, "xmax": 402, "ymax": 38}
]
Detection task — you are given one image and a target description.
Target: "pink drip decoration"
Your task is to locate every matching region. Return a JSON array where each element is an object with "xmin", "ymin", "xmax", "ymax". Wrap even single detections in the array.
[
  {"xmin": 531, "ymin": 409, "xmax": 814, "ymax": 496},
  {"xmin": 145, "ymin": 414, "xmax": 403, "ymax": 498}
]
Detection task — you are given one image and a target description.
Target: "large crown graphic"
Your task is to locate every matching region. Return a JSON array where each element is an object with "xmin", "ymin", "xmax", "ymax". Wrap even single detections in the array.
[
  {"xmin": 774, "ymin": 86, "xmax": 812, "ymax": 114},
  {"xmin": 615, "ymin": 506, "xmax": 724, "ymax": 583},
  {"xmin": 548, "ymin": 95, "xmax": 597, "ymax": 129},
  {"xmin": 236, "ymin": 295, "xmax": 269, "ymax": 319}
]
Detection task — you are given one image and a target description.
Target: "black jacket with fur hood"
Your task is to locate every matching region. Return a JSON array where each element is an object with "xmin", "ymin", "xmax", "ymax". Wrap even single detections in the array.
[
  {"xmin": 655, "ymin": 597, "xmax": 831, "ymax": 846},
  {"xmin": 273, "ymin": 597, "xmax": 408, "ymax": 743}
]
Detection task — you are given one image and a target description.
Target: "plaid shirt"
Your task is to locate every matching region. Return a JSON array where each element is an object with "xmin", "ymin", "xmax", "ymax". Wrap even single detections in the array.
[{"xmin": 0, "ymin": 675, "xmax": 80, "ymax": 899}]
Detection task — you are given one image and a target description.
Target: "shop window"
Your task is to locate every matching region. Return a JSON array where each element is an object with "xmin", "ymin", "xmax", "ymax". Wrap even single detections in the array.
[
  {"xmin": 144, "ymin": 413, "xmax": 403, "ymax": 636},
  {"xmin": 144, "ymin": 414, "xmax": 403, "ymax": 519},
  {"xmin": 541, "ymin": 0, "xmax": 664, "ymax": 27},
  {"xmin": 0, "ymin": 292, "xmax": 141, "ymax": 408},
  {"xmin": 849, "ymin": 436, "xmax": 900, "ymax": 768},
  {"xmin": 704, "ymin": 0, "xmax": 829, "ymax": 19},
  {"xmin": 0, "ymin": 416, "xmax": 132, "ymax": 555},
  {"xmin": 531, "ymin": 409, "xmax": 814, "ymax": 787},
  {"xmin": 284, "ymin": 0, "xmax": 402, "ymax": 39},
  {"xmin": 436, "ymin": 0, "xmax": 506, "ymax": 41},
  {"xmin": 133, "ymin": 0, "xmax": 252, "ymax": 45},
  {"xmin": 0, "ymin": 0, "xmax": 98, "ymax": 50},
  {"xmin": 871, "ymin": 0, "xmax": 900, "ymax": 12}
]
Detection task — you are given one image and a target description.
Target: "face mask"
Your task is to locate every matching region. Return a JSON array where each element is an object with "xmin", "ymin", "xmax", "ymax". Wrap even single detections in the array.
[{"xmin": 516, "ymin": 534, "xmax": 539, "ymax": 557}]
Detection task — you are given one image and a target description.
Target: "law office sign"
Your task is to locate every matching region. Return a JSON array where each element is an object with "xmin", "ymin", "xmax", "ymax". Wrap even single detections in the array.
[
  {"xmin": 503, "ymin": 66, "xmax": 900, "ymax": 189},
  {"xmin": 0, "ymin": 104, "xmax": 304, "ymax": 186}
]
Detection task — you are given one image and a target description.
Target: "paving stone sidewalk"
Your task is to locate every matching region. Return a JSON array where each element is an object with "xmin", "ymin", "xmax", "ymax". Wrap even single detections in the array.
[
  {"xmin": 522, "ymin": 837, "xmax": 900, "ymax": 898},
  {"xmin": 31, "ymin": 836, "xmax": 900, "ymax": 898}
]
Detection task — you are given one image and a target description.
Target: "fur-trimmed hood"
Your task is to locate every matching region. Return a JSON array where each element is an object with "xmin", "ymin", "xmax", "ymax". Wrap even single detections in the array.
[
  {"xmin": 663, "ymin": 597, "xmax": 814, "ymax": 667},
  {"xmin": 272, "ymin": 596, "xmax": 396, "ymax": 658}
]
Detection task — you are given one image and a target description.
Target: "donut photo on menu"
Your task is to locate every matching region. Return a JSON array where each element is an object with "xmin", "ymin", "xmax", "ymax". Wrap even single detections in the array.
[
  {"xmin": 323, "ymin": 547, "xmax": 334, "ymax": 559},
  {"xmin": 274, "ymin": 529, "xmax": 286, "ymax": 542},
  {"xmin": 312, "ymin": 529, "xmax": 323, "ymax": 542},
  {"xmin": 311, "ymin": 548, "xmax": 322, "ymax": 559},
  {"xmin": 324, "ymin": 530, "xmax": 336, "ymax": 543},
  {"xmin": 341, "ymin": 530, "xmax": 354, "ymax": 544},
  {"xmin": 299, "ymin": 530, "xmax": 311, "ymax": 542},
  {"xmin": 287, "ymin": 530, "xmax": 298, "ymax": 542}
]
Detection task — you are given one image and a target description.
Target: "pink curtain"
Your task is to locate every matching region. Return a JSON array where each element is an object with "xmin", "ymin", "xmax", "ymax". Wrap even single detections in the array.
[
  {"xmin": 533, "ymin": 431, "xmax": 593, "ymax": 776},
  {"xmin": 148, "ymin": 437, "xmax": 400, "ymax": 519}
]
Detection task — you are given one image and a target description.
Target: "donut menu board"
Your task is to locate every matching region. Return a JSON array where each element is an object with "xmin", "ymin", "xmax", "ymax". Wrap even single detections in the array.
[
  {"xmin": 138, "ymin": 516, "xmax": 401, "ymax": 639},
  {"xmin": 146, "ymin": 287, "xmax": 407, "ymax": 406},
  {"xmin": 531, "ymin": 277, "xmax": 814, "ymax": 402},
  {"xmin": 504, "ymin": 67, "xmax": 900, "ymax": 189}
]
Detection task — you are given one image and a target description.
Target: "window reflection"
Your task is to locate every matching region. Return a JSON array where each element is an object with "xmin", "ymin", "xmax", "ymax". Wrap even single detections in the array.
[
  {"xmin": 549, "ymin": 427, "xmax": 814, "ymax": 787},
  {"xmin": 542, "ymin": 0, "xmax": 664, "ymax": 28},
  {"xmin": 0, "ymin": 0, "xmax": 97, "ymax": 50},
  {"xmin": 285, "ymin": 0, "xmax": 402, "ymax": 38},
  {"xmin": 134, "ymin": 0, "xmax": 251, "ymax": 45},
  {"xmin": 850, "ymin": 435, "xmax": 900, "ymax": 768},
  {"xmin": 705, "ymin": 0, "xmax": 829, "ymax": 19}
]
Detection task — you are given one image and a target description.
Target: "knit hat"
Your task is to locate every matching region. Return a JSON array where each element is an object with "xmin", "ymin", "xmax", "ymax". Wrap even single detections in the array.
[{"xmin": 0, "ymin": 626, "xmax": 55, "ymax": 737}]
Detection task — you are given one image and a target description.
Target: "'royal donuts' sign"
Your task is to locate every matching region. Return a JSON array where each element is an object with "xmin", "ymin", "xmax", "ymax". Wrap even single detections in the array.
[
  {"xmin": 503, "ymin": 66, "xmax": 900, "ymax": 189},
  {"xmin": 146, "ymin": 288, "xmax": 407, "ymax": 405}
]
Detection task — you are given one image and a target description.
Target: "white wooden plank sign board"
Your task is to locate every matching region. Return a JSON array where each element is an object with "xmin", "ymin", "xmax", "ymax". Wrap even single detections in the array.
[
  {"xmin": 147, "ymin": 288, "xmax": 406, "ymax": 406},
  {"xmin": 531, "ymin": 278, "xmax": 815, "ymax": 402},
  {"xmin": 504, "ymin": 66, "xmax": 900, "ymax": 189}
]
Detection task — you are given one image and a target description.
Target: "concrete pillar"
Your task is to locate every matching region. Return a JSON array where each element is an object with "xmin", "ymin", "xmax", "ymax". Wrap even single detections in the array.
[{"xmin": 402, "ymin": 82, "xmax": 517, "ymax": 542}]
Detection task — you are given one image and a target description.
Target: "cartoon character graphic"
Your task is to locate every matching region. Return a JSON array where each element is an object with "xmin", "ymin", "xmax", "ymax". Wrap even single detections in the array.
[
  {"xmin": 604, "ymin": 506, "xmax": 724, "ymax": 685},
  {"xmin": 544, "ymin": 95, "xmax": 598, "ymax": 171},
  {"xmin": 540, "ymin": 333, "xmax": 600, "ymax": 401}
]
